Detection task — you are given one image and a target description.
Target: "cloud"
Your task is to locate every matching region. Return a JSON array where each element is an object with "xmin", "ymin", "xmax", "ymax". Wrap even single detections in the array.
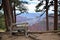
[
  {"xmin": 20, "ymin": 0, "xmax": 40, "ymax": 13},
  {"xmin": 27, "ymin": 4, "xmax": 36, "ymax": 13}
]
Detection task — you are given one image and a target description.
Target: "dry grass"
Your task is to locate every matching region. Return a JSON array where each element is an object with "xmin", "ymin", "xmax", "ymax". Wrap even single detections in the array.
[{"xmin": 0, "ymin": 29, "xmax": 5, "ymax": 32}]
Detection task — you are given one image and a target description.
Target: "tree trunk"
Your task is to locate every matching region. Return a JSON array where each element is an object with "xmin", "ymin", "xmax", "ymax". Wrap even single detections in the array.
[
  {"xmin": 12, "ymin": 2, "xmax": 16, "ymax": 24},
  {"xmin": 2, "ymin": 0, "xmax": 12, "ymax": 32},
  {"xmin": 46, "ymin": 0, "xmax": 49, "ymax": 30},
  {"xmin": 54, "ymin": 0, "xmax": 58, "ymax": 30},
  {"xmin": 10, "ymin": 2, "xmax": 16, "ymax": 29},
  {"xmin": 14, "ymin": 2, "xmax": 16, "ymax": 23}
]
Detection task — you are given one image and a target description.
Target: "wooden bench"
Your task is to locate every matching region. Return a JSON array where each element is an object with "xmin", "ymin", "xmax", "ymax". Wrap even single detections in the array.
[{"xmin": 10, "ymin": 22, "xmax": 28, "ymax": 37}]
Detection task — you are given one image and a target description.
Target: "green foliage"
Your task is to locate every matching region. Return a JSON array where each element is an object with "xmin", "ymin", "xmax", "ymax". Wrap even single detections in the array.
[
  {"xmin": 10, "ymin": 0, "xmax": 28, "ymax": 13},
  {"xmin": 35, "ymin": 0, "xmax": 54, "ymax": 12},
  {"xmin": 36, "ymin": 1, "xmax": 43, "ymax": 9},
  {"xmin": 0, "ymin": 6, "xmax": 2, "ymax": 10},
  {"xmin": 10, "ymin": 0, "xmax": 21, "ymax": 6},
  {"xmin": 0, "ymin": 12, "xmax": 5, "ymax": 29}
]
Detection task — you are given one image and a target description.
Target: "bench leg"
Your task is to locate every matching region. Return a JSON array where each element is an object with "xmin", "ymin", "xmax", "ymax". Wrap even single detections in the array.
[{"xmin": 24, "ymin": 29, "xmax": 28, "ymax": 38}]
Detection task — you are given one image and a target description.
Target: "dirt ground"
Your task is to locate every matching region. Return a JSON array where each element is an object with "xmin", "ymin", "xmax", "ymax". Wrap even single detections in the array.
[
  {"xmin": 0, "ymin": 33, "xmax": 32, "ymax": 40},
  {"xmin": 33, "ymin": 33, "xmax": 60, "ymax": 40},
  {"xmin": 0, "ymin": 33, "xmax": 60, "ymax": 40}
]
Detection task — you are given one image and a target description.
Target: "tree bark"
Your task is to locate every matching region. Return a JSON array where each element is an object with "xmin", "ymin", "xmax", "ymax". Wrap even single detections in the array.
[
  {"xmin": 54, "ymin": 0, "xmax": 58, "ymax": 30},
  {"xmin": 2, "ymin": 0, "xmax": 12, "ymax": 31},
  {"xmin": 46, "ymin": 0, "xmax": 49, "ymax": 30},
  {"xmin": 12, "ymin": 2, "xmax": 16, "ymax": 24}
]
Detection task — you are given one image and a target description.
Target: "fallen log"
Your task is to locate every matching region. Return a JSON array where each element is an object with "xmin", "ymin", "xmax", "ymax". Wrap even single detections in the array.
[
  {"xmin": 28, "ymin": 30, "xmax": 60, "ymax": 34},
  {"xmin": 0, "ymin": 30, "xmax": 60, "ymax": 34},
  {"xmin": 29, "ymin": 34, "xmax": 39, "ymax": 40}
]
